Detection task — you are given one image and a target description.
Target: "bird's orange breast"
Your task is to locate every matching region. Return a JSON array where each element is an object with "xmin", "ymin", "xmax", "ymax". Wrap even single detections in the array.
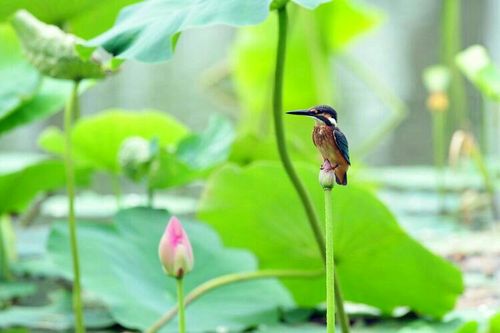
[{"xmin": 312, "ymin": 125, "xmax": 345, "ymax": 165}]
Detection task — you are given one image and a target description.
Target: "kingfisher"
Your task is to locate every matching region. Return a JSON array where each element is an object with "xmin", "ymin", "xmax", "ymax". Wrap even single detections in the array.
[{"xmin": 287, "ymin": 105, "xmax": 350, "ymax": 185}]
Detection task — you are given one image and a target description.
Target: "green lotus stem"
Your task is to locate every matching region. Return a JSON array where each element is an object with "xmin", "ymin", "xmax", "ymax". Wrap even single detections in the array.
[
  {"xmin": 0, "ymin": 215, "xmax": 12, "ymax": 281},
  {"xmin": 338, "ymin": 53, "xmax": 408, "ymax": 158},
  {"xmin": 481, "ymin": 97, "xmax": 489, "ymax": 153},
  {"xmin": 324, "ymin": 189, "xmax": 335, "ymax": 333},
  {"xmin": 145, "ymin": 269, "xmax": 323, "ymax": 333},
  {"xmin": 147, "ymin": 185, "xmax": 154, "ymax": 208},
  {"xmin": 272, "ymin": 5, "xmax": 350, "ymax": 332},
  {"xmin": 64, "ymin": 80, "xmax": 86, "ymax": 333},
  {"xmin": 273, "ymin": 0, "xmax": 325, "ymax": 271},
  {"xmin": 441, "ymin": 0, "xmax": 468, "ymax": 130},
  {"xmin": 176, "ymin": 278, "xmax": 186, "ymax": 333},
  {"xmin": 112, "ymin": 175, "xmax": 122, "ymax": 209}
]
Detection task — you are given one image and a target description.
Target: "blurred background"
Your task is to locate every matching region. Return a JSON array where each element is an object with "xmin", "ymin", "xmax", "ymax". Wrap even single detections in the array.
[{"xmin": 3, "ymin": 0, "xmax": 499, "ymax": 165}]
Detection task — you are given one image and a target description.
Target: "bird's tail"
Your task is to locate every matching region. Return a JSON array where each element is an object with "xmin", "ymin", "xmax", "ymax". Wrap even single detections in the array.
[{"xmin": 335, "ymin": 171, "xmax": 347, "ymax": 185}]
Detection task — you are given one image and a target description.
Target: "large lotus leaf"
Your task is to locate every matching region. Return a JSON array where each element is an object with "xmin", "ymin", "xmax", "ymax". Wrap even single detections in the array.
[
  {"xmin": 317, "ymin": 0, "xmax": 384, "ymax": 52},
  {"xmin": 0, "ymin": 291, "xmax": 114, "ymax": 330},
  {"xmin": 88, "ymin": 0, "xmax": 273, "ymax": 62},
  {"xmin": 39, "ymin": 109, "xmax": 189, "ymax": 173},
  {"xmin": 176, "ymin": 115, "xmax": 235, "ymax": 169},
  {"xmin": 292, "ymin": 0, "xmax": 331, "ymax": 9},
  {"xmin": 0, "ymin": 1, "xmax": 140, "ymax": 39},
  {"xmin": 198, "ymin": 162, "xmax": 464, "ymax": 317},
  {"xmin": 257, "ymin": 318, "xmax": 464, "ymax": 333},
  {"xmin": 47, "ymin": 208, "xmax": 294, "ymax": 332},
  {"xmin": 0, "ymin": 24, "xmax": 87, "ymax": 137},
  {"xmin": 0, "ymin": 78, "xmax": 75, "ymax": 136},
  {"xmin": 0, "ymin": 281, "xmax": 37, "ymax": 302},
  {"xmin": 150, "ymin": 115, "xmax": 235, "ymax": 189},
  {"xmin": 0, "ymin": 25, "xmax": 40, "ymax": 123},
  {"xmin": 0, "ymin": 153, "xmax": 67, "ymax": 214},
  {"xmin": 230, "ymin": 0, "xmax": 383, "ymax": 164}
]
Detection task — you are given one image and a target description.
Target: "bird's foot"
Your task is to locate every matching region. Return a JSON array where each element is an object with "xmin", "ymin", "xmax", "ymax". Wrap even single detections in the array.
[{"xmin": 320, "ymin": 160, "xmax": 336, "ymax": 172}]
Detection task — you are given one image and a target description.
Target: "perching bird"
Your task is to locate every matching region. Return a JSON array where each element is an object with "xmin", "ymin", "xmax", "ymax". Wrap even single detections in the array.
[{"xmin": 287, "ymin": 105, "xmax": 350, "ymax": 185}]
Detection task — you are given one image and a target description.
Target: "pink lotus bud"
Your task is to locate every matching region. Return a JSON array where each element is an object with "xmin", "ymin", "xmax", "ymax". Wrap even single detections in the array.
[{"xmin": 158, "ymin": 217, "xmax": 194, "ymax": 278}]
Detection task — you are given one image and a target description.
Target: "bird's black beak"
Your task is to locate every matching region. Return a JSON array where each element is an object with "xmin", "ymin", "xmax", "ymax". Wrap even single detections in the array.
[{"xmin": 286, "ymin": 110, "xmax": 313, "ymax": 116}]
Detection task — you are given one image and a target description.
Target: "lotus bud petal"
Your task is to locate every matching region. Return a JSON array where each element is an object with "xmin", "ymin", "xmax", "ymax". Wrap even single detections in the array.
[{"xmin": 158, "ymin": 217, "xmax": 194, "ymax": 278}]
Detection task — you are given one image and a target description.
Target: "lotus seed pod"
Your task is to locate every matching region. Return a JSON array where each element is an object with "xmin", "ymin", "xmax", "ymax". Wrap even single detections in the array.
[
  {"xmin": 11, "ymin": 10, "xmax": 106, "ymax": 80},
  {"xmin": 319, "ymin": 169, "xmax": 335, "ymax": 190},
  {"xmin": 319, "ymin": 160, "xmax": 335, "ymax": 189},
  {"xmin": 118, "ymin": 137, "xmax": 154, "ymax": 182},
  {"xmin": 158, "ymin": 217, "xmax": 194, "ymax": 278}
]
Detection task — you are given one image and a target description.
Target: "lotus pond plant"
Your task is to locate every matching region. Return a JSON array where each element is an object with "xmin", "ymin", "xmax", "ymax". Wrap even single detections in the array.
[{"xmin": 2, "ymin": 0, "xmax": 495, "ymax": 333}]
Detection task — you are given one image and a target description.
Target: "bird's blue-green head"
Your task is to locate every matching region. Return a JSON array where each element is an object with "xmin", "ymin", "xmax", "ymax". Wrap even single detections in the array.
[{"xmin": 286, "ymin": 105, "xmax": 338, "ymax": 126}]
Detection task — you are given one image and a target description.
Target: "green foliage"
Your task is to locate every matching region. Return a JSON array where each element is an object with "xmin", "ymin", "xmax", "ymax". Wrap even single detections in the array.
[
  {"xmin": 292, "ymin": 0, "xmax": 331, "ymax": 10},
  {"xmin": 0, "ymin": 282, "xmax": 37, "ymax": 303},
  {"xmin": 0, "ymin": 23, "xmax": 81, "ymax": 136},
  {"xmin": 257, "ymin": 319, "xmax": 464, "ymax": 333},
  {"xmin": 0, "ymin": 78, "xmax": 74, "ymax": 136},
  {"xmin": 39, "ymin": 111, "xmax": 234, "ymax": 189},
  {"xmin": 231, "ymin": 0, "xmax": 383, "ymax": 163},
  {"xmin": 455, "ymin": 321, "xmax": 479, "ymax": 333},
  {"xmin": 150, "ymin": 115, "xmax": 235, "ymax": 189},
  {"xmin": 89, "ymin": 0, "xmax": 272, "ymax": 62},
  {"xmin": 47, "ymin": 208, "xmax": 294, "ymax": 332},
  {"xmin": 40, "ymin": 109, "xmax": 189, "ymax": 173},
  {"xmin": 0, "ymin": 154, "xmax": 67, "ymax": 214},
  {"xmin": 11, "ymin": 10, "xmax": 107, "ymax": 80},
  {"xmin": 489, "ymin": 313, "xmax": 500, "ymax": 333},
  {"xmin": 0, "ymin": 25, "xmax": 40, "ymax": 125},
  {"xmin": 176, "ymin": 115, "xmax": 235, "ymax": 169},
  {"xmin": 0, "ymin": 0, "xmax": 140, "ymax": 39},
  {"xmin": 456, "ymin": 45, "xmax": 500, "ymax": 102},
  {"xmin": 0, "ymin": 291, "xmax": 114, "ymax": 330},
  {"xmin": 198, "ymin": 162, "xmax": 464, "ymax": 316}
]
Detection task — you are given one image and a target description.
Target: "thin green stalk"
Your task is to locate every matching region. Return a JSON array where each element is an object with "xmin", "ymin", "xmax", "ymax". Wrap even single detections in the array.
[
  {"xmin": 273, "ymin": 2, "xmax": 325, "ymax": 274},
  {"xmin": 147, "ymin": 186, "xmax": 154, "ymax": 208},
  {"xmin": 273, "ymin": 6, "xmax": 350, "ymax": 332},
  {"xmin": 146, "ymin": 269, "xmax": 323, "ymax": 333},
  {"xmin": 0, "ymin": 215, "xmax": 12, "ymax": 281},
  {"xmin": 64, "ymin": 80, "xmax": 85, "ymax": 333},
  {"xmin": 176, "ymin": 278, "xmax": 186, "ymax": 333},
  {"xmin": 481, "ymin": 97, "xmax": 489, "ymax": 154},
  {"xmin": 112, "ymin": 175, "xmax": 122, "ymax": 209},
  {"xmin": 441, "ymin": 0, "xmax": 468, "ymax": 130},
  {"xmin": 324, "ymin": 189, "xmax": 335, "ymax": 333}
]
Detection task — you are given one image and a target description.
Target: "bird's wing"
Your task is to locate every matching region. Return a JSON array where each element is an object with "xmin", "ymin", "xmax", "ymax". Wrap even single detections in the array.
[{"xmin": 333, "ymin": 128, "xmax": 350, "ymax": 165}]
